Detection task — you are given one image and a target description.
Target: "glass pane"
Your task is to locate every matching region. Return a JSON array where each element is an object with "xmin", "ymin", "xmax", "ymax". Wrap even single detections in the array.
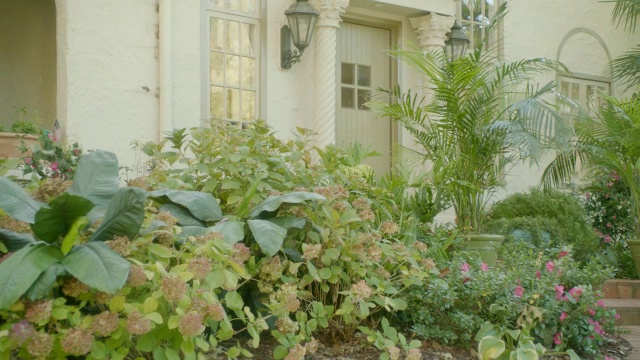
[
  {"xmin": 226, "ymin": 21, "xmax": 240, "ymax": 53},
  {"xmin": 210, "ymin": 18, "xmax": 224, "ymax": 51},
  {"xmin": 473, "ymin": 0, "xmax": 484, "ymax": 22},
  {"xmin": 210, "ymin": 86, "xmax": 224, "ymax": 118},
  {"xmin": 210, "ymin": 52, "xmax": 224, "ymax": 85},
  {"xmin": 341, "ymin": 63, "xmax": 355, "ymax": 85},
  {"xmin": 484, "ymin": 0, "xmax": 496, "ymax": 22},
  {"xmin": 341, "ymin": 87, "xmax": 355, "ymax": 108},
  {"xmin": 226, "ymin": 55, "xmax": 240, "ymax": 86},
  {"xmin": 358, "ymin": 89, "xmax": 371, "ymax": 110},
  {"xmin": 460, "ymin": 0, "xmax": 472, "ymax": 22},
  {"xmin": 210, "ymin": 0, "xmax": 225, "ymax": 9},
  {"xmin": 295, "ymin": 15, "xmax": 312, "ymax": 47},
  {"xmin": 242, "ymin": 90, "xmax": 256, "ymax": 121},
  {"xmin": 357, "ymin": 65, "xmax": 371, "ymax": 87},
  {"xmin": 473, "ymin": 24, "xmax": 482, "ymax": 50},
  {"xmin": 227, "ymin": 88, "xmax": 240, "ymax": 120},
  {"xmin": 226, "ymin": 0, "xmax": 240, "ymax": 11},
  {"xmin": 241, "ymin": 57, "xmax": 256, "ymax": 89},
  {"xmin": 242, "ymin": 0, "xmax": 256, "ymax": 14},
  {"xmin": 571, "ymin": 83, "xmax": 580, "ymax": 102},
  {"xmin": 241, "ymin": 23, "xmax": 255, "ymax": 56}
]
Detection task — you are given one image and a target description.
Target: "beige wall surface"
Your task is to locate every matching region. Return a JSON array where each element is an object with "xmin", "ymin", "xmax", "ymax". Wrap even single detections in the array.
[{"xmin": 0, "ymin": 0, "xmax": 56, "ymax": 130}]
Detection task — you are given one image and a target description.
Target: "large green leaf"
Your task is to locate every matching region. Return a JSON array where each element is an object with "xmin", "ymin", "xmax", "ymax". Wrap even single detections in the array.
[
  {"xmin": 247, "ymin": 219, "xmax": 286, "ymax": 256},
  {"xmin": 0, "ymin": 177, "xmax": 46, "ymax": 223},
  {"xmin": 268, "ymin": 217, "xmax": 306, "ymax": 230},
  {"xmin": 249, "ymin": 192, "xmax": 326, "ymax": 219},
  {"xmin": 209, "ymin": 221, "xmax": 245, "ymax": 245},
  {"xmin": 90, "ymin": 187, "xmax": 146, "ymax": 242},
  {"xmin": 26, "ymin": 263, "xmax": 66, "ymax": 300},
  {"xmin": 159, "ymin": 204, "xmax": 205, "ymax": 227},
  {"xmin": 68, "ymin": 150, "xmax": 120, "ymax": 207},
  {"xmin": 31, "ymin": 194, "xmax": 94, "ymax": 243},
  {"xmin": 478, "ymin": 337, "xmax": 506, "ymax": 360},
  {"xmin": 0, "ymin": 229, "xmax": 37, "ymax": 252},
  {"xmin": 0, "ymin": 244, "xmax": 63, "ymax": 309},
  {"xmin": 150, "ymin": 189, "xmax": 222, "ymax": 222},
  {"xmin": 61, "ymin": 242, "xmax": 130, "ymax": 294}
]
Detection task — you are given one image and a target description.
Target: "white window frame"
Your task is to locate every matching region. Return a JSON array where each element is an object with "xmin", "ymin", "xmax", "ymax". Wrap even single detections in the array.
[
  {"xmin": 558, "ymin": 73, "xmax": 611, "ymax": 116},
  {"xmin": 201, "ymin": 0, "xmax": 263, "ymax": 125},
  {"xmin": 456, "ymin": 0, "xmax": 500, "ymax": 53}
]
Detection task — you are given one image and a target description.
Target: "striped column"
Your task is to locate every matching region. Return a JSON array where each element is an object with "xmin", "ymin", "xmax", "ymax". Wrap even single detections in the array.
[{"xmin": 309, "ymin": 0, "xmax": 349, "ymax": 149}]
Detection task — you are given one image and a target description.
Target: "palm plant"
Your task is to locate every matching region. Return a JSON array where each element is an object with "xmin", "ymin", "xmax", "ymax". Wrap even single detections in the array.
[
  {"xmin": 607, "ymin": 0, "xmax": 640, "ymax": 90},
  {"xmin": 542, "ymin": 96, "xmax": 640, "ymax": 238},
  {"xmin": 376, "ymin": 5, "xmax": 569, "ymax": 232}
]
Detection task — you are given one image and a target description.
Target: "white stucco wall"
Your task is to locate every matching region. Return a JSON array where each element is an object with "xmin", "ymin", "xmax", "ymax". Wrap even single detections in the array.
[
  {"xmin": 56, "ymin": 0, "xmax": 159, "ymax": 169},
  {"xmin": 0, "ymin": 0, "xmax": 56, "ymax": 129}
]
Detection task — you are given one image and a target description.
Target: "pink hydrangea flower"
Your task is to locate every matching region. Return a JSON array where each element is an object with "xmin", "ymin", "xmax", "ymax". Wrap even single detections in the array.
[
  {"xmin": 588, "ymin": 308, "xmax": 596, "ymax": 316},
  {"xmin": 460, "ymin": 262, "xmax": 470, "ymax": 272},
  {"xmin": 604, "ymin": 235, "xmax": 612, "ymax": 243},
  {"xmin": 554, "ymin": 332, "xmax": 562, "ymax": 345},
  {"xmin": 51, "ymin": 162, "xmax": 59, "ymax": 172},
  {"xmin": 535, "ymin": 270, "xmax": 541, "ymax": 279},
  {"xmin": 615, "ymin": 313, "xmax": 621, "ymax": 320},
  {"xmin": 546, "ymin": 261, "xmax": 555, "ymax": 273},
  {"xmin": 559, "ymin": 312, "xmax": 568, "ymax": 321},
  {"xmin": 558, "ymin": 251, "xmax": 569, "ymax": 258},
  {"xmin": 513, "ymin": 285, "xmax": 524, "ymax": 298},
  {"xmin": 481, "ymin": 263, "xmax": 488, "ymax": 272},
  {"xmin": 554, "ymin": 285, "xmax": 565, "ymax": 300},
  {"xmin": 569, "ymin": 287, "xmax": 583, "ymax": 300},
  {"xmin": 597, "ymin": 300, "xmax": 605, "ymax": 307}
]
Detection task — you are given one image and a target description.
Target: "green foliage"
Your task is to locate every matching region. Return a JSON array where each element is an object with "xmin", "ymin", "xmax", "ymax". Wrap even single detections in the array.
[
  {"xmin": 483, "ymin": 188, "xmax": 600, "ymax": 262},
  {"xmin": 19, "ymin": 129, "xmax": 82, "ymax": 180}
]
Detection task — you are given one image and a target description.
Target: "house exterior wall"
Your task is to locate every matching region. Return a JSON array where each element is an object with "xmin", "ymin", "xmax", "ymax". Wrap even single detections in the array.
[{"xmin": 0, "ymin": 0, "xmax": 56, "ymax": 129}]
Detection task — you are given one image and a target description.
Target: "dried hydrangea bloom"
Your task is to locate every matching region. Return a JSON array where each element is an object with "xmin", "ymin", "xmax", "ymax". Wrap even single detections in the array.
[
  {"xmin": 231, "ymin": 243, "xmax": 251, "ymax": 264},
  {"xmin": 62, "ymin": 277, "xmax": 90, "ymax": 298},
  {"xmin": 127, "ymin": 177, "xmax": 152, "ymax": 191},
  {"xmin": 161, "ymin": 275, "xmax": 187, "ymax": 302},
  {"xmin": 358, "ymin": 209, "xmax": 375, "ymax": 221},
  {"xmin": 188, "ymin": 257, "xmax": 211, "ymax": 280},
  {"xmin": 190, "ymin": 297, "xmax": 208, "ymax": 316},
  {"xmin": 94, "ymin": 291, "xmax": 113, "ymax": 305},
  {"xmin": 279, "ymin": 283, "xmax": 301, "ymax": 313},
  {"xmin": 284, "ymin": 343, "xmax": 307, "ymax": 360},
  {"xmin": 406, "ymin": 348, "xmax": 422, "ymax": 360},
  {"xmin": 376, "ymin": 267, "xmax": 391, "ymax": 279},
  {"xmin": 105, "ymin": 236, "xmax": 131, "ymax": 256},
  {"xmin": 350, "ymin": 280, "xmax": 372, "ymax": 301},
  {"xmin": 301, "ymin": 244, "xmax": 321, "ymax": 261},
  {"xmin": 155, "ymin": 232, "xmax": 174, "ymax": 246},
  {"xmin": 352, "ymin": 198, "xmax": 371, "ymax": 211},
  {"xmin": 314, "ymin": 186, "xmax": 348, "ymax": 200},
  {"xmin": 178, "ymin": 313, "xmax": 205, "ymax": 337},
  {"xmin": 61, "ymin": 328, "xmax": 94, "ymax": 356},
  {"xmin": 276, "ymin": 317, "xmax": 299, "ymax": 334},
  {"xmin": 8, "ymin": 320, "xmax": 35, "ymax": 346},
  {"xmin": 380, "ymin": 220, "xmax": 399, "ymax": 235},
  {"xmin": 193, "ymin": 231, "xmax": 224, "ymax": 245},
  {"xmin": 421, "ymin": 258, "xmax": 437, "ymax": 271},
  {"xmin": 305, "ymin": 337, "xmax": 319, "ymax": 354},
  {"xmin": 332, "ymin": 201, "xmax": 347, "ymax": 212},
  {"xmin": 259, "ymin": 256, "xmax": 286, "ymax": 283},
  {"xmin": 0, "ymin": 216, "xmax": 31, "ymax": 233},
  {"xmin": 91, "ymin": 311, "xmax": 119, "ymax": 337},
  {"xmin": 156, "ymin": 212, "xmax": 178, "ymax": 228},
  {"xmin": 366, "ymin": 245, "xmax": 382, "ymax": 262},
  {"xmin": 126, "ymin": 311, "xmax": 152, "ymax": 335},
  {"xmin": 25, "ymin": 300, "xmax": 53, "ymax": 324},
  {"xmin": 413, "ymin": 241, "xmax": 428, "ymax": 252},
  {"xmin": 31, "ymin": 178, "xmax": 73, "ymax": 202},
  {"xmin": 206, "ymin": 302, "xmax": 225, "ymax": 321},
  {"xmin": 26, "ymin": 332, "xmax": 54, "ymax": 358},
  {"xmin": 127, "ymin": 265, "xmax": 147, "ymax": 287}
]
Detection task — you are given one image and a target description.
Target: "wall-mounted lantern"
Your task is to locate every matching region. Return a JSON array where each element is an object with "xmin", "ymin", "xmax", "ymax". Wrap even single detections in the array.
[
  {"xmin": 281, "ymin": 0, "xmax": 320, "ymax": 69},
  {"xmin": 445, "ymin": 21, "xmax": 470, "ymax": 62}
]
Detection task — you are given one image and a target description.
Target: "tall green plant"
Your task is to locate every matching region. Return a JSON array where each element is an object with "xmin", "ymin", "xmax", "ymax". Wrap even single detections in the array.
[
  {"xmin": 606, "ymin": 0, "xmax": 640, "ymax": 90},
  {"xmin": 375, "ymin": 4, "xmax": 568, "ymax": 232},
  {"xmin": 543, "ymin": 97, "xmax": 640, "ymax": 238}
]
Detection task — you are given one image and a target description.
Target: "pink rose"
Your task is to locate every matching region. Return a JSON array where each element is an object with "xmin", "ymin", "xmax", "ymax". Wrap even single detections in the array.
[
  {"xmin": 559, "ymin": 312, "xmax": 568, "ymax": 321},
  {"xmin": 588, "ymin": 308, "xmax": 596, "ymax": 316},
  {"xmin": 460, "ymin": 262, "xmax": 470, "ymax": 272},
  {"xmin": 51, "ymin": 162, "xmax": 59, "ymax": 172},
  {"xmin": 558, "ymin": 251, "xmax": 568, "ymax": 258},
  {"xmin": 569, "ymin": 287, "xmax": 582, "ymax": 300},
  {"xmin": 546, "ymin": 261, "xmax": 555, "ymax": 273},
  {"xmin": 597, "ymin": 300, "xmax": 605, "ymax": 307},
  {"xmin": 24, "ymin": 157, "xmax": 31, "ymax": 165},
  {"xmin": 535, "ymin": 270, "xmax": 541, "ymax": 279},
  {"xmin": 554, "ymin": 285, "xmax": 565, "ymax": 300},
  {"xmin": 513, "ymin": 285, "xmax": 524, "ymax": 298},
  {"xmin": 604, "ymin": 235, "xmax": 612, "ymax": 243},
  {"xmin": 615, "ymin": 313, "xmax": 621, "ymax": 320},
  {"xmin": 481, "ymin": 263, "xmax": 488, "ymax": 272}
]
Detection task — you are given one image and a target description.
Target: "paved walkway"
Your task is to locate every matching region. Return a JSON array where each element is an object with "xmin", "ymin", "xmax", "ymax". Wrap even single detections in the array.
[{"xmin": 622, "ymin": 326, "xmax": 640, "ymax": 360}]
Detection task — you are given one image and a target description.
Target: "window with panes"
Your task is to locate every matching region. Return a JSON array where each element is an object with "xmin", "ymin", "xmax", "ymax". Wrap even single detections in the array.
[
  {"xmin": 208, "ymin": 0, "xmax": 259, "ymax": 124},
  {"xmin": 558, "ymin": 75, "xmax": 611, "ymax": 116},
  {"xmin": 457, "ymin": 0, "xmax": 499, "ymax": 52}
]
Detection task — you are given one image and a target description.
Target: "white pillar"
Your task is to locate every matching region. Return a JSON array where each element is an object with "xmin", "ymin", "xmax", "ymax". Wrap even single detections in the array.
[
  {"xmin": 309, "ymin": 0, "xmax": 349, "ymax": 149},
  {"xmin": 410, "ymin": 13, "xmax": 455, "ymax": 54}
]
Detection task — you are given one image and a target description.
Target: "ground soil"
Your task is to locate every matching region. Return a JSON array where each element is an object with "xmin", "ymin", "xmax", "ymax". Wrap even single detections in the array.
[{"xmin": 213, "ymin": 333, "xmax": 632, "ymax": 359}]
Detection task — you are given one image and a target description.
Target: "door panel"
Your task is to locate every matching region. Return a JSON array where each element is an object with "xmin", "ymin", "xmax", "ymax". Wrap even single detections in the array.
[{"xmin": 337, "ymin": 22, "xmax": 392, "ymax": 175}]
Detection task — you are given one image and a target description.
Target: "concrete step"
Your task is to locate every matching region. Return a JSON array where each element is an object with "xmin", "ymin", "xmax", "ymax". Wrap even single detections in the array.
[
  {"xmin": 603, "ymin": 280, "xmax": 640, "ymax": 300},
  {"xmin": 604, "ymin": 299, "xmax": 640, "ymax": 325}
]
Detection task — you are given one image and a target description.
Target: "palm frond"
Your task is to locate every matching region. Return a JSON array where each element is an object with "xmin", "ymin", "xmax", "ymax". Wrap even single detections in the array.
[
  {"xmin": 605, "ymin": 0, "xmax": 640, "ymax": 32},
  {"xmin": 608, "ymin": 45, "xmax": 640, "ymax": 90}
]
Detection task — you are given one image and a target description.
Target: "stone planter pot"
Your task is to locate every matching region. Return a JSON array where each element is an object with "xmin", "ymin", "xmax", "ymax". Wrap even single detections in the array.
[
  {"xmin": 627, "ymin": 240, "xmax": 640, "ymax": 277},
  {"xmin": 466, "ymin": 234, "xmax": 505, "ymax": 266},
  {"xmin": 0, "ymin": 132, "xmax": 38, "ymax": 159}
]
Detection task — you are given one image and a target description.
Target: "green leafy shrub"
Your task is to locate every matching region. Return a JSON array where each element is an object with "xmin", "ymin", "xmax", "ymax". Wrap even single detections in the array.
[
  {"xmin": 483, "ymin": 188, "xmax": 599, "ymax": 262},
  {"xmin": 18, "ymin": 130, "xmax": 82, "ymax": 180},
  {"xmin": 405, "ymin": 241, "xmax": 618, "ymax": 356}
]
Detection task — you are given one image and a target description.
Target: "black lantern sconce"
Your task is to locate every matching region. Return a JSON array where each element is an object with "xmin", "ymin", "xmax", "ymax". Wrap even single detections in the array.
[
  {"xmin": 281, "ymin": 0, "xmax": 320, "ymax": 69},
  {"xmin": 445, "ymin": 21, "xmax": 470, "ymax": 62}
]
